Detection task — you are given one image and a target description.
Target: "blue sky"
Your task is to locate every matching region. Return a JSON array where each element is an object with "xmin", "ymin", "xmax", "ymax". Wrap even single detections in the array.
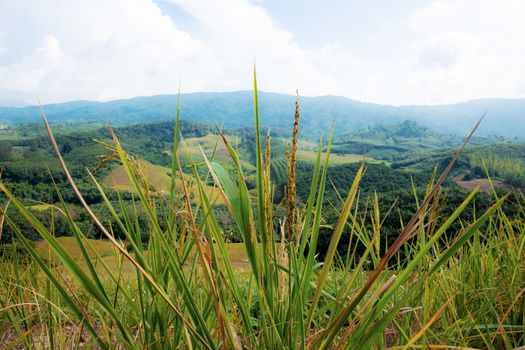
[{"xmin": 1, "ymin": 0, "xmax": 524, "ymax": 106}]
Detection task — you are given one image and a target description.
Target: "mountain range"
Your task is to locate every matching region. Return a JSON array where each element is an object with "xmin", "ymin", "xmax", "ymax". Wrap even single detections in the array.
[{"xmin": 1, "ymin": 91, "xmax": 524, "ymax": 138}]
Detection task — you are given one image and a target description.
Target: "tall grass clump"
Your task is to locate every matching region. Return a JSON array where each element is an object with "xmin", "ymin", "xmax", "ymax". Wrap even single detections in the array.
[{"xmin": 1, "ymin": 70, "xmax": 524, "ymax": 349}]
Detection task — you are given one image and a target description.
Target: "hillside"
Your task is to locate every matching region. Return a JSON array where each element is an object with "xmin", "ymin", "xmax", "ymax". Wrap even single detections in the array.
[
  {"xmin": 1, "ymin": 92, "xmax": 525, "ymax": 138},
  {"xmin": 2, "ymin": 96, "xmax": 524, "ymax": 350}
]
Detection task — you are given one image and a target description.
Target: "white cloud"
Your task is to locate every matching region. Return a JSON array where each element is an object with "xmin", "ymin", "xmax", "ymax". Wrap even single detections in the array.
[
  {"xmin": 0, "ymin": 0, "xmax": 210, "ymax": 105},
  {"xmin": 166, "ymin": 0, "xmax": 343, "ymax": 95},
  {"xmin": 0, "ymin": 32, "xmax": 7, "ymax": 58},
  {"xmin": 401, "ymin": 0, "xmax": 525, "ymax": 104},
  {"xmin": 0, "ymin": 0, "xmax": 359, "ymax": 105},
  {"xmin": 0, "ymin": 0, "xmax": 524, "ymax": 105},
  {"xmin": 0, "ymin": 35, "xmax": 68, "ymax": 93}
]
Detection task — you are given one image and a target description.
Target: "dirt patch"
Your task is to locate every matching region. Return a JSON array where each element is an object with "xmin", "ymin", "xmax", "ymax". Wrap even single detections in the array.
[{"xmin": 454, "ymin": 177, "xmax": 517, "ymax": 194}]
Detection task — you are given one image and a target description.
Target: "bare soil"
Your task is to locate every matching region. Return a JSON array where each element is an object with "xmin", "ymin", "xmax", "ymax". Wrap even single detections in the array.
[{"xmin": 454, "ymin": 177, "xmax": 517, "ymax": 194}]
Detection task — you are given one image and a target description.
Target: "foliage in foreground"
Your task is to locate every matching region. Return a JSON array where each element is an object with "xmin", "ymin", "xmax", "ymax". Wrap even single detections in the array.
[{"xmin": 1, "ymin": 73, "xmax": 524, "ymax": 349}]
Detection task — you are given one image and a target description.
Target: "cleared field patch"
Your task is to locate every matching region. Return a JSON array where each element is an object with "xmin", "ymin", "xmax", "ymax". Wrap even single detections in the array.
[
  {"xmin": 178, "ymin": 133, "xmax": 255, "ymax": 171},
  {"xmin": 103, "ymin": 159, "xmax": 171, "ymax": 192},
  {"xmin": 103, "ymin": 159, "xmax": 225, "ymax": 204},
  {"xmin": 183, "ymin": 133, "xmax": 234, "ymax": 160},
  {"xmin": 297, "ymin": 139, "xmax": 319, "ymax": 151},
  {"xmin": 454, "ymin": 177, "xmax": 517, "ymax": 194},
  {"xmin": 35, "ymin": 237, "xmax": 249, "ymax": 275},
  {"xmin": 297, "ymin": 149, "xmax": 369, "ymax": 164},
  {"xmin": 35, "ymin": 236, "xmax": 117, "ymax": 260}
]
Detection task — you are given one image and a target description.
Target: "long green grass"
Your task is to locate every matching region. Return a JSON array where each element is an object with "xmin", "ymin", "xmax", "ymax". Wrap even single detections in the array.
[{"xmin": 0, "ymin": 71, "xmax": 524, "ymax": 349}]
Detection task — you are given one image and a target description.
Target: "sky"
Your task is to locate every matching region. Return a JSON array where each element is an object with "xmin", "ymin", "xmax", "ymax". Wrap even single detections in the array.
[{"xmin": 1, "ymin": 0, "xmax": 525, "ymax": 106}]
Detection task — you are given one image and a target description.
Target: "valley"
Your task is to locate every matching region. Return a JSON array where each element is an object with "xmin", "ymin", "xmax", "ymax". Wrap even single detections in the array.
[{"xmin": 1, "ymin": 96, "xmax": 524, "ymax": 349}]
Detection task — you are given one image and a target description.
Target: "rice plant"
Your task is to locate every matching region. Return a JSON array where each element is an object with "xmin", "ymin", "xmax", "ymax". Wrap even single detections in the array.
[{"xmin": 0, "ymin": 70, "xmax": 523, "ymax": 349}]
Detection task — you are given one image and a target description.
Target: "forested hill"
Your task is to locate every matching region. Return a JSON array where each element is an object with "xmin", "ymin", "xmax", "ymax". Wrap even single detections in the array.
[{"xmin": 1, "ymin": 91, "xmax": 525, "ymax": 138}]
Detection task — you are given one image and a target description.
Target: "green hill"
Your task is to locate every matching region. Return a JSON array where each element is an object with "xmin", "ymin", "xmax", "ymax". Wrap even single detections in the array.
[{"xmin": 2, "ymin": 92, "xmax": 525, "ymax": 138}]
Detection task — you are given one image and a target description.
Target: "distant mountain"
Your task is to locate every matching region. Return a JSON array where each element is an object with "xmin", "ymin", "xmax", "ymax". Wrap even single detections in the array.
[{"xmin": 0, "ymin": 91, "xmax": 524, "ymax": 138}]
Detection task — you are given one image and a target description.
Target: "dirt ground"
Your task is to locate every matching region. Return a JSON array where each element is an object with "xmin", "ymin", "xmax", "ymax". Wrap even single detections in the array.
[{"xmin": 453, "ymin": 176, "xmax": 517, "ymax": 194}]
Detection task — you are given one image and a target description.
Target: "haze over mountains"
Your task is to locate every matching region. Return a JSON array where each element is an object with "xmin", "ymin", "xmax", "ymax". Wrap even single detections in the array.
[{"xmin": 1, "ymin": 91, "xmax": 524, "ymax": 138}]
